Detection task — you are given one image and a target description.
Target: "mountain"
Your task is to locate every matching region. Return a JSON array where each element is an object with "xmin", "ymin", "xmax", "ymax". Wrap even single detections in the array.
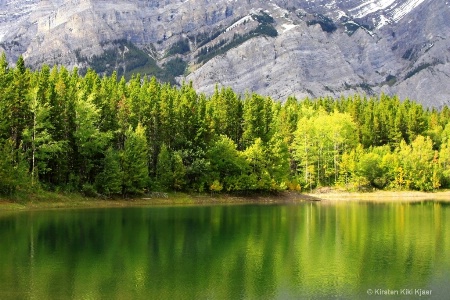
[{"xmin": 1, "ymin": 0, "xmax": 449, "ymax": 107}]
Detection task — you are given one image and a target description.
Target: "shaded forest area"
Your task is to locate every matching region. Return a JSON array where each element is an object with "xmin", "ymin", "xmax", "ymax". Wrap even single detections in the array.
[{"xmin": 1, "ymin": 54, "xmax": 450, "ymax": 197}]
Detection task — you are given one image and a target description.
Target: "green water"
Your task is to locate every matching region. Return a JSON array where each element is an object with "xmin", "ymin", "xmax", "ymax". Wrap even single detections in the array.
[{"xmin": 0, "ymin": 201, "xmax": 449, "ymax": 299}]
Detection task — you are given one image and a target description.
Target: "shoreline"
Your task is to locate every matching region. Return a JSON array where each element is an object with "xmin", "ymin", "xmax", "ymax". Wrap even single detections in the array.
[
  {"xmin": 306, "ymin": 190, "xmax": 450, "ymax": 202},
  {"xmin": 0, "ymin": 191, "xmax": 319, "ymax": 212},
  {"xmin": 1, "ymin": 190, "xmax": 450, "ymax": 212}
]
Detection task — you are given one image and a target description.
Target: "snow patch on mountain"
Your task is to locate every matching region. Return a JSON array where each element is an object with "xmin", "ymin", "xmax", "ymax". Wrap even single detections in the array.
[
  {"xmin": 376, "ymin": 14, "xmax": 391, "ymax": 28},
  {"xmin": 349, "ymin": 0, "xmax": 396, "ymax": 18},
  {"xmin": 282, "ymin": 23, "xmax": 297, "ymax": 32},
  {"xmin": 348, "ymin": 0, "xmax": 427, "ymax": 28},
  {"xmin": 390, "ymin": 0, "xmax": 427, "ymax": 22},
  {"xmin": 226, "ymin": 15, "xmax": 253, "ymax": 32}
]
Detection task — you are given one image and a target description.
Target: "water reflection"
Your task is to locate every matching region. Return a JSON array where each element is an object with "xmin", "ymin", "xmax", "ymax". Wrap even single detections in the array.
[{"xmin": 0, "ymin": 201, "xmax": 448, "ymax": 299}]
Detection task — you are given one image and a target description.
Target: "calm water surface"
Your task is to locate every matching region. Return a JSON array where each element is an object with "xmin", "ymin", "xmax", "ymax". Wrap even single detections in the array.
[{"xmin": 0, "ymin": 201, "xmax": 449, "ymax": 299}]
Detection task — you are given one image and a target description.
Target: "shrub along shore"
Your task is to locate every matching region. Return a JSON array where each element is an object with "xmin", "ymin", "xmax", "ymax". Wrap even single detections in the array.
[{"xmin": 2, "ymin": 55, "xmax": 450, "ymax": 200}]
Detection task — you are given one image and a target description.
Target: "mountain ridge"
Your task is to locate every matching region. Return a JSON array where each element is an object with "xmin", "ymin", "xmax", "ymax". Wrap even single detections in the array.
[{"xmin": 1, "ymin": 0, "xmax": 449, "ymax": 107}]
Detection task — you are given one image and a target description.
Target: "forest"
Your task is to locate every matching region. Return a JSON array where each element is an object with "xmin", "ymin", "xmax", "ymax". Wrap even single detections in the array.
[{"xmin": 1, "ymin": 54, "xmax": 450, "ymax": 197}]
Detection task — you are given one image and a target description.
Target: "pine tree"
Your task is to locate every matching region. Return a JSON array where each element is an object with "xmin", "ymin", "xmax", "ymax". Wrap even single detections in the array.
[
  {"xmin": 156, "ymin": 143, "xmax": 173, "ymax": 191},
  {"xmin": 267, "ymin": 134, "xmax": 290, "ymax": 190},
  {"xmin": 139, "ymin": 76, "xmax": 161, "ymax": 176},
  {"xmin": 242, "ymin": 93, "xmax": 272, "ymax": 147},
  {"xmin": 0, "ymin": 139, "xmax": 30, "ymax": 195},
  {"xmin": 159, "ymin": 84, "xmax": 176, "ymax": 149},
  {"xmin": 8, "ymin": 56, "xmax": 31, "ymax": 150},
  {"xmin": 122, "ymin": 124, "xmax": 149, "ymax": 194},
  {"xmin": 0, "ymin": 53, "xmax": 11, "ymax": 140},
  {"xmin": 24, "ymin": 84, "xmax": 64, "ymax": 186},
  {"xmin": 172, "ymin": 151, "xmax": 186, "ymax": 190},
  {"xmin": 95, "ymin": 148, "xmax": 122, "ymax": 196},
  {"xmin": 74, "ymin": 89, "xmax": 111, "ymax": 184},
  {"xmin": 208, "ymin": 86, "xmax": 243, "ymax": 146}
]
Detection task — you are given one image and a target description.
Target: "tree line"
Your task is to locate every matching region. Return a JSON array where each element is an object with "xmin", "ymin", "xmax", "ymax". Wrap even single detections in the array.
[{"xmin": 1, "ymin": 54, "xmax": 450, "ymax": 197}]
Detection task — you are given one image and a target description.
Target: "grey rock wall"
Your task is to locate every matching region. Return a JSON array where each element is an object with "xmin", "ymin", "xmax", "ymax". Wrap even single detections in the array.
[{"xmin": 0, "ymin": 0, "xmax": 449, "ymax": 107}]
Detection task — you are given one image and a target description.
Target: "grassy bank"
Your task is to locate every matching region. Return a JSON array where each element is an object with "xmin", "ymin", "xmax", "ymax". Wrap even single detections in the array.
[
  {"xmin": 2, "ymin": 189, "xmax": 450, "ymax": 212},
  {"xmin": 0, "ymin": 191, "xmax": 320, "ymax": 212}
]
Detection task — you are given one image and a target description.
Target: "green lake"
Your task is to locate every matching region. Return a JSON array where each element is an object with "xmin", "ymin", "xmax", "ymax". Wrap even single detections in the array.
[{"xmin": 0, "ymin": 201, "xmax": 449, "ymax": 299}]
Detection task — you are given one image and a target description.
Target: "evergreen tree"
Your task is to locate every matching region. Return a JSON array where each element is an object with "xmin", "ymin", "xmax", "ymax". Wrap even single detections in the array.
[
  {"xmin": 242, "ymin": 93, "xmax": 272, "ymax": 147},
  {"xmin": 0, "ymin": 139, "xmax": 30, "ymax": 195},
  {"xmin": 24, "ymin": 85, "xmax": 64, "ymax": 186},
  {"xmin": 208, "ymin": 86, "xmax": 243, "ymax": 146},
  {"xmin": 0, "ymin": 53, "xmax": 12, "ymax": 141},
  {"xmin": 8, "ymin": 56, "xmax": 31, "ymax": 150},
  {"xmin": 122, "ymin": 124, "xmax": 149, "ymax": 194},
  {"xmin": 267, "ymin": 133, "xmax": 290, "ymax": 190},
  {"xmin": 156, "ymin": 143, "xmax": 173, "ymax": 191},
  {"xmin": 74, "ymin": 89, "xmax": 111, "ymax": 184},
  {"xmin": 172, "ymin": 151, "xmax": 186, "ymax": 190},
  {"xmin": 207, "ymin": 135, "xmax": 247, "ymax": 191},
  {"xmin": 95, "ymin": 147, "xmax": 122, "ymax": 196}
]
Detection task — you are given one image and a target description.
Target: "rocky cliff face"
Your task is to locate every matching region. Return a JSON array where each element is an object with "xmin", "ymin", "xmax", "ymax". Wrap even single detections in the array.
[
  {"xmin": 186, "ymin": 0, "xmax": 450, "ymax": 107},
  {"xmin": 0, "ymin": 0, "xmax": 449, "ymax": 107}
]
